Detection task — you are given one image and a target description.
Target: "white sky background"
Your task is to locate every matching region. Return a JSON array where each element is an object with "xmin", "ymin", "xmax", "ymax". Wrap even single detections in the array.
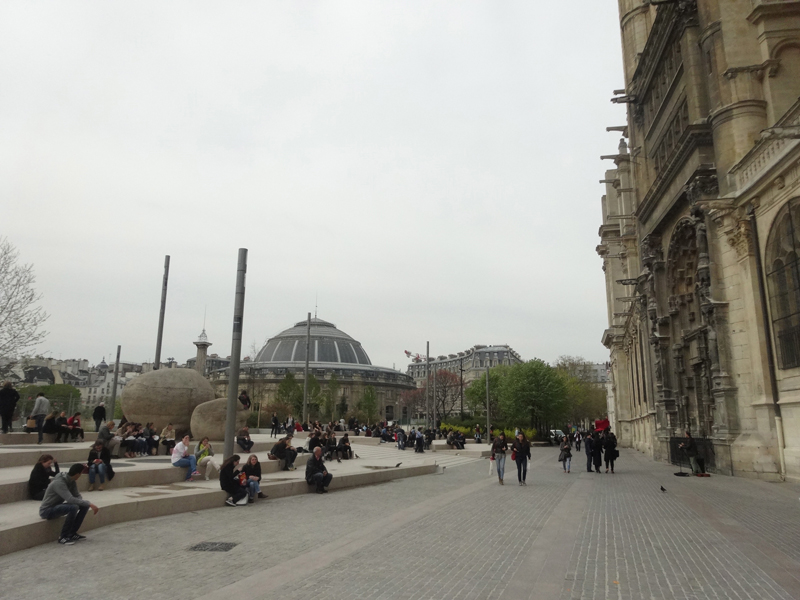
[{"xmin": 1, "ymin": 1, "xmax": 626, "ymax": 370}]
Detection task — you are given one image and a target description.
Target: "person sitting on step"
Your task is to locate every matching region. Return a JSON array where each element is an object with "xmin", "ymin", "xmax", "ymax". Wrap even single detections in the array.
[
  {"xmin": 39, "ymin": 463, "xmax": 99, "ymax": 545},
  {"xmin": 55, "ymin": 411, "xmax": 70, "ymax": 443},
  {"xmin": 67, "ymin": 412, "xmax": 85, "ymax": 442},
  {"xmin": 336, "ymin": 433, "xmax": 353, "ymax": 461},
  {"xmin": 305, "ymin": 446, "xmax": 332, "ymax": 494},
  {"xmin": 219, "ymin": 455, "xmax": 248, "ymax": 507},
  {"xmin": 87, "ymin": 440, "xmax": 114, "ymax": 491},
  {"xmin": 194, "ymin": 437, "xmax": 221, "ymax": 480},
  {"xmin": 28, "ymin": 454, "xmax": 60, "ymax": 501},
  {"xmin": 270, "ymin": 436, "xmax": 297, "ymax": 471},
  {"xmin": 171, "ymin": 434, "xmax": 201, "ymax": 481},
  {"xmin": 236, "ymin": 425, "xmax": 254, "ymax": 452},
  {"xmin": 160, "ymin": 423, "xmax": 176, "ymax": 454},
  {"xmin": 242, "ymin": 454, "xmax": 267, "ymax": 503}
]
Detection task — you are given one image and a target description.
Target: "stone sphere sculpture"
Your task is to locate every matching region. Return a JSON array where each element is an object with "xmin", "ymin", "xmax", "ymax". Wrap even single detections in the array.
[
  {"xmin": 120, "ymin": 368, "xmax": 215, "ymax": 433},
  {"xmin": 190, "ymin": 398, "xmax": 249, "ymax": 441}
]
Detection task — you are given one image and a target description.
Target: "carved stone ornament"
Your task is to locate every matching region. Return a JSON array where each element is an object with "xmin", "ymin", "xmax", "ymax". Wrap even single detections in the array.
[
  {"xmin": 641, "ymin": 234, "xmax": 663, "ymax": 267},
  {"xmin": 727, "ymin": 220, "xmax": 754, "ymax": 258},
  {"xmin": 686, "ymin": 175, "xmax": 719, "ymax": 205}
]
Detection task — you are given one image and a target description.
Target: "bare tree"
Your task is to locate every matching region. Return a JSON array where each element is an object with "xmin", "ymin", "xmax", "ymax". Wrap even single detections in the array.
[{"xmin": 0, "ymin": 237, "xmax": 48, "ymax": 359}]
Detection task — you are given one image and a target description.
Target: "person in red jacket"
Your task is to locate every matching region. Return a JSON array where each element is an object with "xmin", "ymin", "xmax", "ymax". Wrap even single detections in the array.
[{"xmin": 67, "ymin": 412, "xmax": 85, "ymax": 442}]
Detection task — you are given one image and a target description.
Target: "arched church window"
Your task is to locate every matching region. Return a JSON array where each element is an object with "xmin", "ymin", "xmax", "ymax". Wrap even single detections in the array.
[{"xmin": 766, "ymin": 198, "xmax": 800, "ymax": 369}]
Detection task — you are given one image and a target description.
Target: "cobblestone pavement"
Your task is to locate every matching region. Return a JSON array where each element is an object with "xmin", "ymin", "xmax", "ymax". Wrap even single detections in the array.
[{"xmin": 1, "ymin": 447, "xmax": 799, "ymax": 600}]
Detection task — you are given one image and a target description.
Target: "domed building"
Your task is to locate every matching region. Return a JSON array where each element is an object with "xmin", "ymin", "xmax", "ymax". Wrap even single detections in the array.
[{"xmin": 209, "ymin": 318, "xmax": 415, "ymax": 423}]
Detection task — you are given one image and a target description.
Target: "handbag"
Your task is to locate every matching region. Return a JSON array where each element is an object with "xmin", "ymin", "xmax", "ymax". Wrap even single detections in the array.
[
  {"xmin": 511, "ymin": 450, "xmax": 517, "ymax": 461},
  {"xmin": 26, "ymin": 418, "xmax": 36, "ymax": 429}
]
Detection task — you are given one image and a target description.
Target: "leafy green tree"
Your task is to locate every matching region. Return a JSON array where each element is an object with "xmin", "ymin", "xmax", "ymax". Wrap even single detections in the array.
[
  {"xmin": 337, "ymin": 393, "xmax": 348, "ymax": 420},
  {"xmin": 304, "ymin": 373, "xmax": 322, "ymax": 417},
  {"xmin": 555, "ymin": 356, "xmax": 608, "ymax": 428},
  {"xmin": 358, "ymin": 385, "xmax": 378, "ymax": 425},
  {"xmin": 499, "ymin": 359, "xmax": 567, "ymax": 430},
  {"xmin": 464, "ymin": 366, "xmax": 506, "ymax": 419},
  {"xmin": 275, "ymin": 372, "xmax": 303, "ymax": 415},
  {"xmin": 322, "ymin": 373, "xmax": 340, "ymax": 421}
]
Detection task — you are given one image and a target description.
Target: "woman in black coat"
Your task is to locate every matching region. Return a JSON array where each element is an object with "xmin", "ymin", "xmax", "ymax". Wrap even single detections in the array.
[
  {"xmin": 219, "ymin": 455, "xmax": 248, "ymax": 506},
  {"xmin": 28, "ymin": 454, "xmax": 60, "ymax": 500},
  {"xmin": 604, "ymin": 430, "xmax": 618, "ymax": 473},
  {"xmin": 591, "ymin": 432, "xmax": 604, "ymax": 473},
  {"xmin": 512, "ymin": 433, "xmax": 532, "ymax": 485}
]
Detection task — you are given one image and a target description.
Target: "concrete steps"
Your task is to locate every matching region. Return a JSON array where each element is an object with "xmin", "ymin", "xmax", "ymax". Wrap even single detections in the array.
[
  {"xmin": 0, "ymin": 461, "xmax": 435, "ymax": 557},
  {"xmin": 0, "ymin": 440, "xmax": 277, "ymax": 469},
  {"xmin": 0, "ymin": 432, "xmax": 98, "ymax": 445}
]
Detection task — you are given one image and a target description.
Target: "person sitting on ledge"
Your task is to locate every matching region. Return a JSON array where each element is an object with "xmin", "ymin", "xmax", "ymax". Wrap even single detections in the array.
[
  {"xmin": 87, "ymin": 440, "xmax": 114, "ymax": 491},
  {"xmin": 39, "ymin": 463, "xmax": 99, "ymax": 545},
  {"xmin": 98, "ymin": 420, "xmax": 120, "ymax": 457},
  {"xmin": 325, "ymin": 431, "xmax": 337, "ymax": 461},
  {"xmin": 160, "ymin": 423, "xmax": 176, "ymax": 454},
  {"xmin": 142, "ymin": 422, "xmax": 159, "ymax": 455},
  {"xmin": 337, "ymin": 433, "xmax": 353, "ymax": 461},
  {"xmin": 67, "ymin": 412, "xmax": 85, "ymax": 442},
  {"xmin": 171, "ymin": 434, "xmax": 201, "ymax": 481},
  {"xmin": 28, "ymin": 454, "xmax": 60, "ymax": 500},
  {"xmin": 237, "ymin": 425, "xmax": 254, "ymax": 452},
  {"xmin": 242, "ymin": 454, "xmax": 268, "ymax": 503},
  {"xmin": 270, "ymin": 436, "xmax": 297, "ymax": 471},
  {"xmin": 305, "ymin": 446, "xmax": 332, "ymax": 494},
  {"xmin": 308, "ymin": 431, "xmax": 322, "ymax": 454},
  {"xmin": 219, "ymin": 454, "xmax": 248, "ymax": 507},
  {"xmin": 194, "ymin": 437, "xmax": 221, "ymax": 480},
  {"xmin": 55, "ymin": 411, "xmax": 70, "ymax": 443}
]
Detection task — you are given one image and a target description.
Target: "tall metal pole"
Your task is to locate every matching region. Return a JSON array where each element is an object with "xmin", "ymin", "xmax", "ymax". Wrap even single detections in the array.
[
  {"xmin": 485, "ymin": 365, "xmax": 490, "ymax": 443},
  {"xmin": 425, "ymin": 341, "xmax": 430, "ymax": 429},
  {"xmin": 153, "ymin": 255, "xmax": 170, "ymax": 370},
  {"xmin": 433, "ymin": 367, "xmax": 437, "ymax": 430},
  {"xmin": 302, "ymin": 312, "xmax": 311, "ymax": 424},
  {"xmin": 224, "ymin": 249, "xmax": 248, "ymax": 459},
  {"xmin": 459, "ymin": 356, "xmax": 464, "ymax": 420},
  {"xmin": 108, "ymin": 345, "xmax": 121, "ymax": 421}
]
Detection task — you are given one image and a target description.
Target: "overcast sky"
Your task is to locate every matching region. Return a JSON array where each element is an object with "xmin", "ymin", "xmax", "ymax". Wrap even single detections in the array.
[{"xmin": 1, "ymin": 1, "xmax": 626, "ymax": 371}]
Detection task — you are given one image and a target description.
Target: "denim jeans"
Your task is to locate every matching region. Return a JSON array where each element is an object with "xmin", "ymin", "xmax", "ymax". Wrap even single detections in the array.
[
  {"xmin": 516, "ymin": 457, "xmax": 528, "ymax": 482},
  {"xmin": 495, "ymin": 454, "xmax": 506, "ymax": 480},
  {"xmin": 246, "ymin": 479, "xmax": 261, "ymax": 498},
  {"xmin": 173, "ymin": 456, "xmax": 197, "ymax": 479},
  {"xmin": 40, "ymin": 503, "xmax": 89, "ymax": 539},
  {"xmin": 563, "ymin": 457, "xmax": 571, "ymax": 471},
  {"xmin": 34, "ymin": 414, "xmax": 46, "ymax": 443},
  {"xmin": 89, "ymin": 462, "xmax": 106, "ymax": 484}
]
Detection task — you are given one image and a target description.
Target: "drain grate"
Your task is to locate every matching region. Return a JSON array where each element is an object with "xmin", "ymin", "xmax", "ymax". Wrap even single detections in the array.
[{"xmin": 189, "ymin": 542, "xmax": 238, "ymax": 552}]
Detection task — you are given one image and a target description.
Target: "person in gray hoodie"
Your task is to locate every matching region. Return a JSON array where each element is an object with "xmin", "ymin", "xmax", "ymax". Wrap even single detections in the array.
[
  {"xmin": 30, "ymin": 392, "xmax": 51, "ymax": 444},
  {"xmin": 39, "ymin": 463, "xmax": 99, "ymax": 545}
]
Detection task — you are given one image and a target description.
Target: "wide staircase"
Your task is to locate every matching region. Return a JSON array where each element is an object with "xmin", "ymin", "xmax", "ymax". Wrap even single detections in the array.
[{"xmin": 0, "ymin": 431, "xmax": 444, "ymax": 557}]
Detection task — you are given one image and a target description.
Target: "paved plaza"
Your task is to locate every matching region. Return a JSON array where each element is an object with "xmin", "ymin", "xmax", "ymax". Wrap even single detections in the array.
[{"xmin": 1, "ymin": 446, "xmax": 799, "ymax": 600}]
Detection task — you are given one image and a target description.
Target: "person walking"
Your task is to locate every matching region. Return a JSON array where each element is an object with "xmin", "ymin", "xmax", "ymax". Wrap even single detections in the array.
[
  {"xmin": 591, "ymin": 432, "xmax": 604, "ymax": 473},
  {"xmin": 678, "ymin": 430, "xmax": 699, "ymax": 474},
  {"xmin": 92, "ymin": 402, "xmax": 106, "ymax": 432},
  {"xmin": 491, "ymin": 432, "xmax": 508, "ymax": 485},
  {"xmin": 512, "ymin": 432, "xmax": 531, "ymax": 485},
  {"xmin": 559, "ymin": 436, "xmax": 572, "ymax": 474},
  {"xmin": 270, "ymin": 412, "xmax": 280, "ymax": 437},
  {"xmin": 39, "ymin": 463, "xmax": 99, "ymax": 545},
  {"xmin": 603, "ymin": 429, "xmax": 618, "ymax": 473},
  {"xmin": 30, "ymin": 392, "xmax": 51, "ymax": 444},
  {"xmin": 584, "ymin": 433, "xmax": 594, "ymax": 473},
  {"xmin": 574, "ymin": 430, "xmax": 582, "ymax": 453},
  {"xmin": 0, "ymin": 381, "xmax": 20, "ymax": 434}
]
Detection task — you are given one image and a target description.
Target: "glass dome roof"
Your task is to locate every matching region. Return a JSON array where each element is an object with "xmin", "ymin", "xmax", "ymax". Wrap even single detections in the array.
[{"xmin": 254, "ymin": 318, "xmax": 372, "ymax": 366}]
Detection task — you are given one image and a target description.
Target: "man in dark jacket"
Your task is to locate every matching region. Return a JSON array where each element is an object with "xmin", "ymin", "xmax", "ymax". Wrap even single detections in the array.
[
  {"xmin": 584, "ymin": 434, "xmax": 595, "ymax": 473},
  {"xmin": 0, "ymin": 381, "xmax": 20, "ymax": 433},
  {"xmin": 679, "ymin": 431, "xmax": 700, "ymax": 473},
  {"xmin": 39, "ymin": 464, "xmax": 99, "ymax": 545},
  {"xmin": 305, "ymin": 447, "xmax": 332, "ymax": 494},
  {"xmin": 92, "ymin": 403, "xmax": 106, "ymax": 432}
]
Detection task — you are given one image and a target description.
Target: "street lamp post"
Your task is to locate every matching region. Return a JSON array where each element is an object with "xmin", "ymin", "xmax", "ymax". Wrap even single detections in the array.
[
  {"xmin": 459, "ymin": 356, "xmax": 464, "ymax": 420},
  {"xmin": 485, "ymin": 365, "xmax": 490, "ymax": 444}
]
